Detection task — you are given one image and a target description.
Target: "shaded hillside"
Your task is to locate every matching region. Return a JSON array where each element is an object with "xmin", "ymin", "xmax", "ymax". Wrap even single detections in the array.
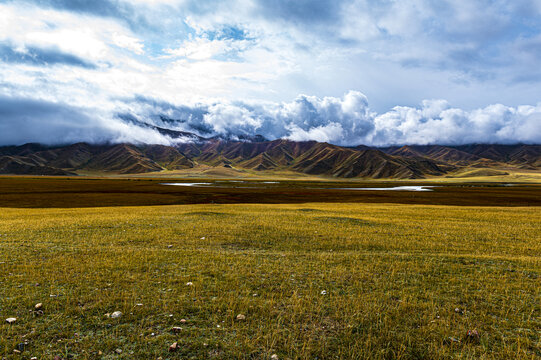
[
  {"xmin": 383, "ymin": 144, "xmax": 541, "ymax": 169},
  {"xmin": 0, "ymin": 140, "xmax": 540, "ymax": 178}
]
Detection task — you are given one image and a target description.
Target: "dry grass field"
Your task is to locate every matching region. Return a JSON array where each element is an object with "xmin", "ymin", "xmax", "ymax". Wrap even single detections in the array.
[{"xmin": 0, "ymin": 200, "xmax": 540, "ymax": 359}]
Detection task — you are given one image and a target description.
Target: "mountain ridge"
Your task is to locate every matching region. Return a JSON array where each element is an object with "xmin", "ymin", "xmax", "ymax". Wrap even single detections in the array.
[{"xmin": 1, "ymin": 138, "xmax": 540, "ymax": 179}]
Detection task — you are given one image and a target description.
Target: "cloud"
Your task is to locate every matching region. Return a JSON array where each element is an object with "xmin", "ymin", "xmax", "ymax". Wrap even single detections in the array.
[
  {"xmin": 372, "ymin": 100, "xmax": 541, "ymax": 146},
  {"xmin": 1, "ymin": 91, "xmax": 541, "ymax": 147},
  {"xmin": 113, "ymin": 92, "xmax": 541, "ymax": 147},
  {"xmin": 0, "ymin": 43, "xmax": 96, "ymax": 69},
  {"xmin": 1, "ymin": 0, "xmax": 541, "ymax": 148},
  {"xmin": 0, "ymin": 95, "xmax": 174, "ymax": 146}
]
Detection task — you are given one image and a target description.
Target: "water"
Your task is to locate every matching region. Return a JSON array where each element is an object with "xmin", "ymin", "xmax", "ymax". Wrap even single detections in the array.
[{"xmin": 334, "ymin": 186, "xmax": 436, "ymax": 191}]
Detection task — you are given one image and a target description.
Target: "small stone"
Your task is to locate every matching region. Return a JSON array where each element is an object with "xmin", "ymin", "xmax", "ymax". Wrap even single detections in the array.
[
  {"xmin": 271, "ymin": 354, "xmax": 279, "ymax": 360},
  {"xmin": 31, "ymin": 357, "xmax": 37, "ymax": 360},
  {"xmin": 172, "ymin": 327, "xmax": 182, "ymax": 333},
  {"xmin": 167, "ymin": 245, "xmax": 173, "ymax": 249},
  {"xmin": 186, "ymin": 282, "xmax": 193, "ymax": 286},
  {"xmin": 111, "ymin": 311, "xmax": 122, "ymax": 319},
  {"xmin": 180, "ymin": 319, "xmax": 187, "ymax": 323},
  {"xmin": 13, "ymin": 349, "xmax": 21, "ymax": 354},
  {"xmin": 236, "ymin": 314, "xmax": 246, "ymax": 321},
  {"xmin": 169, "ymin": 342, "xmax": 178, "ymax": 352},
  {"xmin": 136, "ymin": 303, "xmax": 143, "ymax": 306},
  {"xmin": 35, "ymin": 303, "xmax": 43, "ymax": 310},
  {"xmin": 98, "ymin": 351, "xmax": 103, "ymax": 355},
  {"xmin": 320, "ymin": 290, "xmax": 327, "ymax": 295},
  {"xmin": 115, "ymin": 348, "xmax": 123, "ymax": 354},
  {"xmin": 6, "ymin": 317, "xmax": 16, "ymax": 324}
]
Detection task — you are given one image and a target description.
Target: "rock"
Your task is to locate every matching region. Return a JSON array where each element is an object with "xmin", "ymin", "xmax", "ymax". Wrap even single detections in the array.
[
  {"xmin": 35, "ymin": 303, "xmax": 43, "ymax": 310},
  {"xmin": 271, "ymin": 355, "xmax": 279, "ymax": 360},
  {"xmin": 172, "ymin": 326, "xmax": 182, "ymax": 333},
  {"xmin": 31, "ymin": 357, "xmax": 37, "ymax": 360},
  {"xmin": 115, "ymin": 348, "xmax": 123, "ymax": 354},
  {"xmin": 180, "ymin": 318, "xmax": 187, "ymax": 323},
  {"xmin": 464, "ymin": 329, "xmax": 480, "ymax": 343},
  {"xmin": 186, "ymin": 282, "xmax": 193, "ymax": 286},
  {"xmin": 13, "ymin": 349, "xmax": 21, "ymax": 354},
  {"xmin": 167, "ymin": 245, "xmax": 173, "ymax": 249},
  {"xmin": 169, "ymin": 342, "xmax": 178, "ymax": 352},
  {"xmin": 111, "ymin": 311, "xmax": 122, "ymax": 319},
  {"xmin": 236, "ymin": 314, "xmax": 246, "ymax": 321},
  {"xmin": 320, "ymin": 290, "xmax": 327, "ymax": 295},
  {"xmin": 6, "ymin": 317, "xmax": 16, "ymax": 324}
]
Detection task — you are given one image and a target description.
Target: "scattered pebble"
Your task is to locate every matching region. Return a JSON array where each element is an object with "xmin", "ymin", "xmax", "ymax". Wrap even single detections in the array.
[
  {"xmin": 136, "ymin": 303, "xmax": 143, "ymax": 307},
  {"xmin": 236, "ymin": 314, "xmax": 246, "ymax": 321},
  {"xmin": 111, "ymin": 311, "xmax": 122, "ymax": 319},
  {"xmin": 31, "ymin": 357, "xmax": 37, "ymax": 360},
  {"xmin": 167, "ymin": 245, "xmax": 173, "ymax": 249},
  {"xmin": 200, "ymin": 237, "xmax": 206, "ymax": 240},
  {"xmin": 35, "ymin": 303, "xmax": 43, "ymax": 311},
  {"xmin": 6, "ymin": 317, "xmax": 16, "ymax": 324},
  {"xmin": 186, "ymin": 282, "xmax": 193, "ymax": 286},
  {"xmin": 271, "ymin": 354, "xmax": 279, "ymax": 360},
  {"xmin": 180, "ymin": 318, "xmax": 187, "ymax": 323},
  {"xmin": 320, "ymin": 290, "xmax": 327, "ymax": 295},
  {"xmin": 169, "ymin": 342, "xmax": 178, "ymax": 352}
]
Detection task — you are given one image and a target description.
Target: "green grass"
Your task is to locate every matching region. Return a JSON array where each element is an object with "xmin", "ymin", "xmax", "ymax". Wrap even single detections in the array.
[{"xmin": 0, "ymin": 203, "xmax": 540, "ymax": 359}]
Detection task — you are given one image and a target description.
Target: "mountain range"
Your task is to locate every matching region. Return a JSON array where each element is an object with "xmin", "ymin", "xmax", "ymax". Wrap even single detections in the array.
[{"xmin": 1, "ymin": 136, "xmax": 540, "ymax": 179}]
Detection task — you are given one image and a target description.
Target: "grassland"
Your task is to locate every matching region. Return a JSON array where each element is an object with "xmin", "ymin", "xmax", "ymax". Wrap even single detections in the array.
[{"xmin": 0, "ymin": 202, "xmax": 540, "ymax": 359}]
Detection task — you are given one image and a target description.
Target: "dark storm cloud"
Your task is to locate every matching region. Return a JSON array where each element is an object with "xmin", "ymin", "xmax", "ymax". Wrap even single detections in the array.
[
  {"xmin": 0, "ymin": 96, "xmax": 106, "ymax": 145},
  {"xmin": 0, "ymin": 43, "xmax": 96, "ymax": 69}
]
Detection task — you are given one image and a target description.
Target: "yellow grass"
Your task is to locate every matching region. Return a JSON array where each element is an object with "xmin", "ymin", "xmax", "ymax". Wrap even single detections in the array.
[{"xmin": 0, "ymin": 203, "xmax": 540, "ymax": 359}]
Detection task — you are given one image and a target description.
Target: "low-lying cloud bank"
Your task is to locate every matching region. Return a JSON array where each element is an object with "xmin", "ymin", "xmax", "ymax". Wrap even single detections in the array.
[{"xmin": 1, "ymin": 91, "xmax": 540, "ymax": 147}]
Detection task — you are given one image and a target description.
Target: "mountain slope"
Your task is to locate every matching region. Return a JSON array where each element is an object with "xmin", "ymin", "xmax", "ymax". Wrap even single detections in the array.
[{"xmin": 0, "ymin": 140, "xmax": 539, "ymax": 178}]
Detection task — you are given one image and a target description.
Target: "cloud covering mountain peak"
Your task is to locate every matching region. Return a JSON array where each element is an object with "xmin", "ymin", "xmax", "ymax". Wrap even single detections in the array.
[{"xmin": 1, "ymin": 91, "xmax": 540, "ymax": 147}]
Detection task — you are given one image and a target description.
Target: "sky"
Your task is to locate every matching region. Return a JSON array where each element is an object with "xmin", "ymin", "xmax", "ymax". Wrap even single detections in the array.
[{"xmin": 1, "ymin": 0, "xmax": 541, "ymax": 146}]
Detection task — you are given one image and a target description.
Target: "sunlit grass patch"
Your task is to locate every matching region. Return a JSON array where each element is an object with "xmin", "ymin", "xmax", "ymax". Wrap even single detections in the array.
[{"xmin": 0, "ymin": 203, "xmax": 539, "ymax": 359}]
